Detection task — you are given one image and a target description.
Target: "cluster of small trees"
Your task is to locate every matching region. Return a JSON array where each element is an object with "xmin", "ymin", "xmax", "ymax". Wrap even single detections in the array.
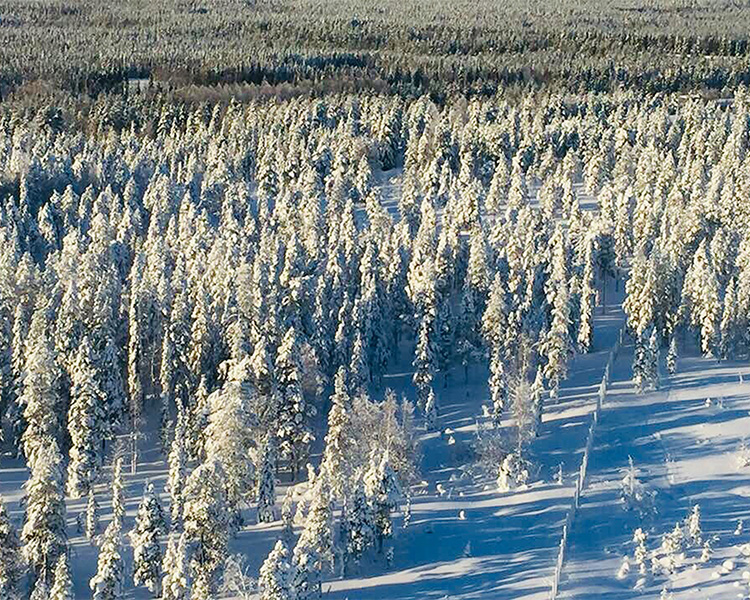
[{"xmin": 617, "ymin": 504, "xmax": 709, "ymax": 586}]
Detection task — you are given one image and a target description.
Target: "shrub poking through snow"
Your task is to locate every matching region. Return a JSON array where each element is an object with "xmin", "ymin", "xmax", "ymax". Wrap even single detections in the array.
[
  {"xmin": 620, "ymin": 456, "xmax": 655, "ymax": 516},
  {"xmin": 633, "ymin": 528, "xmax": 648, "ymax": 576},
  {"xmin": 660, "ymin": 523, "xmax": 685, "ymax": 574},
  {"xmin": 497, "ymin": 450, "xmax": 530, "ymax": 492},
  {"xmin": 684, "ymin": 504, "xmax": 702, "ymax": 547}
]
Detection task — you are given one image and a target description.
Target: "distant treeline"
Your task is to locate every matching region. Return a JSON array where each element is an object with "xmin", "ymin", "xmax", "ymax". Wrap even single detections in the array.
[{"xmin": 2, "ymin": 0, "xmax": 750, "ymax": 101}]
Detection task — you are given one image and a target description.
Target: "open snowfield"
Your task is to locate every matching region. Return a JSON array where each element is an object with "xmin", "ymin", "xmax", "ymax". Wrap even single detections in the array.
[{"xmin": 560, "ymin": 346, "xmax": 750, "ymax": 600}]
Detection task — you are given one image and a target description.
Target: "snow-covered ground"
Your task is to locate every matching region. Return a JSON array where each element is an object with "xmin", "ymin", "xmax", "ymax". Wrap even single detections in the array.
[{"xmin": 559, "ymin": 342, "xmax": 750, "ymax": 600}]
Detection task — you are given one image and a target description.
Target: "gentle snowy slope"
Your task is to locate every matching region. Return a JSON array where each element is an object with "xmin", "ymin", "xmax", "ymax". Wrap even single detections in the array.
[{"xmin": 560, "ymin": 342, "xmax": 750, "ymax": 600}]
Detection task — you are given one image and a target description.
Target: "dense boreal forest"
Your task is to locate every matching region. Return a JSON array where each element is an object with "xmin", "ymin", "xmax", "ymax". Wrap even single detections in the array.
[{"xmin": 1, "ymin": 0, "xmax": 750, "ymax": 598}]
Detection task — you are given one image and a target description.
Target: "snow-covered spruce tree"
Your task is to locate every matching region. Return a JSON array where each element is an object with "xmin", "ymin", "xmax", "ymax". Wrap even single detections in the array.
[
  {"xmin": 424, "ymin": 385, "xmax": 439, "ymax": 431},
  {"xmin": 259, "ymin": 539, "xmax": 296, "ymax": 600},
  {"xmin": 349, "ymin": 328, "xmax": 370, "ymax": 393},
  {"xmin": 559, "ymin": 172, "xmax": 576, "ymax": 218},
  {"xmin": 634, "ymin": 326, "xmax": 659, "ymax": 394},
  {"xmin": 333, "ymin": 297, "xmax": 353, "ymax": 374},
  {"xmin": 357, "ymin": 236, "xmax": 390, "ymax": 382},
  {"xmin": 97, "ymin": 335, "xmax": 126, "ymax": 443},
  {"xmin": 456, "ymin": 281, "xmax": 482, "ymax": 382},
  {"xmin": 633, "ymin": 528, "xmax": 648, "ymax": 576},
  {"xmin": 466, "ymin": 224, "xmax": 491, "ymax": 306},
  {"xmin": 292, "ymin": 474, "xmax": 335, "ymax": 600},
  {"xmin": 22, "ymin": 440, "xmax": 67, "ymax": 587},
  {"xmin": 407, "ymin": 198, "xmax": 438, "ymax": 308},
  {"xmin": 399, "ymin": 396, "xmax": 419, "ymax": 480},
  {"xmin": 511, "ymin": 377, "xmax": 539, "ymax": 448},
  {"xmin": 320, "ymin": 367, "xmax": 353, "ymax": 499},
  {"xmin": 86, "ymin": 488, "xmax": 100, "ymax": 542},
  {"xmin": 130, "ymin": 482, "xmax": 167, "ymax": 595},
  {"xmin": 310, "ymin": 275, "xmax": 333, "ymax": 380},
  {"xmin": 20, "ymin": 308, "xmax": 62, "ymax": 468},
  {"xmin": 364, "ymin": 451, "xmax": 401, "ymax": 553},
  {"xmin": 111, "ymin": 456, "xmax": 125, "ymax": 530},
  {"xmin": 595, "ymin": 225, "xmax": 617, "ymax": 313},
  {"xmin": 632, "ymin": 333, "xmax": 646, "ymax": 394},
  {"xmin": 90, "ymin": 520, "xmax": 124, "ymax": 600},
  {"xmin": 497, "ymin": 445, "xmax": 532, "ymax": 492},
  {"xmin": 186, "ymin": 376, "xmax": 210, "ymax": 463},
  {"xmin": 455, "ymin": 174, "xmax": 481, "ymax": 231},
  {"xmin": 666, "ymin": 335, "xmax": 678, "ymax": 375},
  {"xmin": 619, "ymin": 455, "xmax": 655, "ymax": 515},
  {"xmin": 257, "ymin": 433, "xmax": 278, "ymax": 523},
  {"xmin": 250, "ymin": 328, "xmax": 274, "ymax": 395},
  {"xmin": 488, "ymin": 347, "xmax": 508, "ymax": 426},
  {"xmin": 577, "ymin": 234, "xmax": 596, "ymax": 353},
  {"xmin": 343, "ymin": 475, "xmax": 375, "ymax": 572},
  {"xmin": 682, "ymin": 240, "xmax": 721, "ymax": 357},
  {"xmin": 434, "ymin": 216, "xmax": 459, "ymax": 298},
  {"xmin": 623, "ymin": 247, "xmax": 655, "ymax": 340},
  {"xmin": 647, "ymin": 328, "xmax": 660, "ymax": 390},
  {"xmin": 276, "ymin": 326, "xmax": 316, "ymax": 480},
  {"xmin": 531, "ymin": 368, "xmax": 545, "ymax": 432},
  {"xmin": 161, "ymin": 532, "xmax": 189, "ymax": 600},
  {"xmin": 435, "ymin": 299, "xmax": 454, "ymax": 387},
  {"xmin": 188, "ymin": 287, "xmax": 214, "ymax": 392},
  {"xmin": 159, "ymin": 324, "xmax": 176, "ymax": 455},
  {"xmin": 67, "ymin": 336, "xmax": 108, "ymax": 498},
  {"xmin": 167, "ymin": 403, "xmax": 187, "ymax": 526},
  {"xmin": 684, "ymin": 504, "xmax": 702, "ymax": 547},
  {"xmin": 204, "ymin": 358, "xmax": 258, "ymax": 511},
  {"xmin": 281, "ymin": 489, "xmax": 296, "ymax": 548},
  {"xmin": 0, "ymin": 494, "xmax": 25, "ymax": 599},
  {"xmin": 482, "ymin": 273, "xmax": 508, "ymax": 359},
  {"xmin": 505, "ymin": 158, "xmax": 529, "ymax": 222},
  {"xmin": 719, "ymin": 276, "xmax": 739, "ymax": 359},
  {"xmin": 613, "ymin": 186, "xmax": 634, "ymax": 266},
  {"xmin": 9, "ymin": 305, "xmax": 30, "ymax": 428},
  {"xmin": 127, "ymin": 270, "xmax": 145, "ymax": 449},
  {"xmin": 660, "ymin": 523, "xmax": 684, "ymax": 574},
  {"xmin": 29, "ymin": 577, "xmax": 50, "ymax": 600},
  {"xmin": 183, "ymin": 458, "xmax": 231, "ymax": 598},
  {"xmin": 49, "ymin": 552, "xmax": 73, "ymax": 600},
  {"xmin": 541, "ymin": 225, "xmax": 573, "ymax": 395},
  {"xmin": 485, "ymin": 155, "xmax": 510, "ymax": 214},
  {"xmin": 412, "ymin": 313, "xmax": 437, "ymax": 409}
]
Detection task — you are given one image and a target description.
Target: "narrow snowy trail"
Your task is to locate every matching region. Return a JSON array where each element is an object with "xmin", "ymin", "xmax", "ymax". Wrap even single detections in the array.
[
  {"xmin": 328, "ymin": 307, "xmax": 627, "ymax": 600},
  {"xmin": 559, "ymin": 342, "xmax": 750, "ymax": 599}
]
